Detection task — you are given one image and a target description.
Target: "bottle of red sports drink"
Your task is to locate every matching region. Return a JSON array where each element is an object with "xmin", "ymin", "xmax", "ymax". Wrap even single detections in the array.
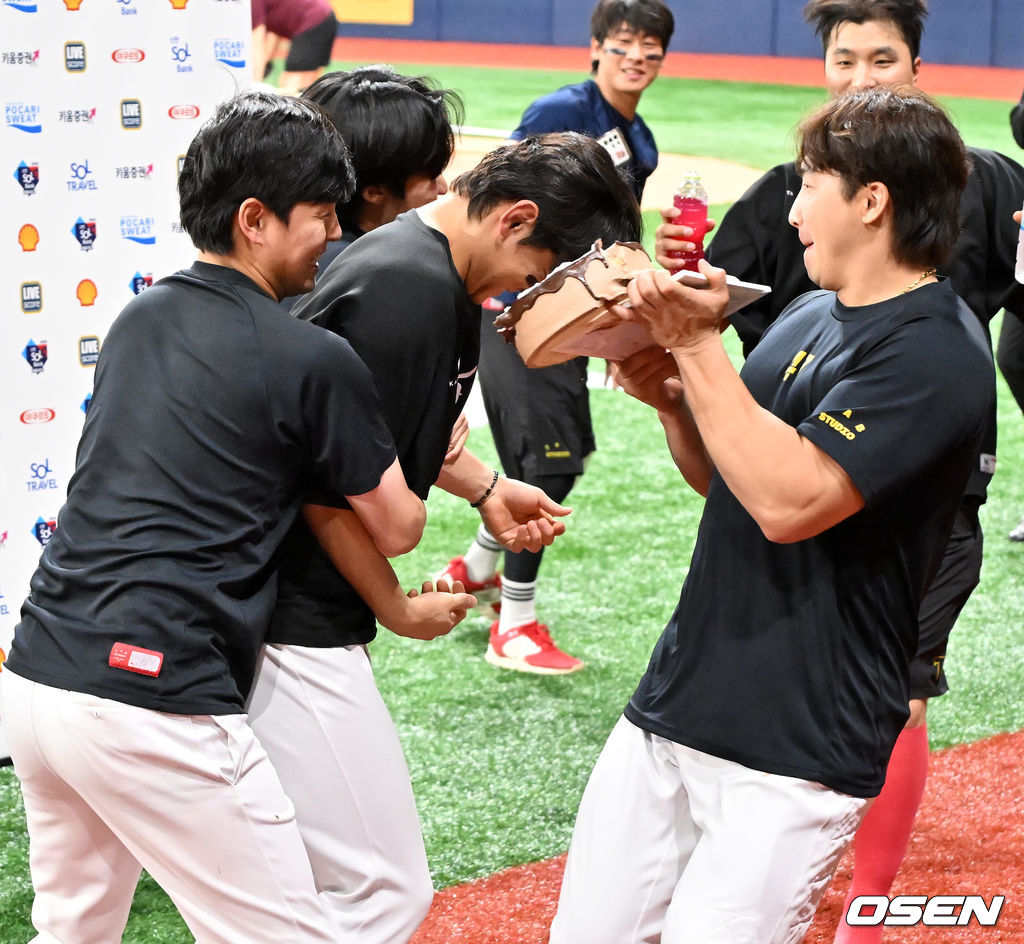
[{"xmin": 667, "ymin": 172, "xmax": 708, "ymax": 271}]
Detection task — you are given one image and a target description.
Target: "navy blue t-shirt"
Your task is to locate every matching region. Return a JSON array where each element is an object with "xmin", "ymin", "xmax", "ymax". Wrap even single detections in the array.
[{"xmin": 511, "ymin": 78, "xmax": 657, "ymax": 203}]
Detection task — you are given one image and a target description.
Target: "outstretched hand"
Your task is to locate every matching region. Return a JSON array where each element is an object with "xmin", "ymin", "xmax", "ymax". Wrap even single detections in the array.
[
  {"xmin": 387, "ymin": 580, "xmax": 477, "ymax": 640},
  {"xmin": 478, "ymin": 477, "xmax": 571, "ymax": 552}
]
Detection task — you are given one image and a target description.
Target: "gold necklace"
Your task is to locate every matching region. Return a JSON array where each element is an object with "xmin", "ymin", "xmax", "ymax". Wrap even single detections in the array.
[{"xmin": 902, "ymin": 267, "xmax": 937, "ymax": 294}]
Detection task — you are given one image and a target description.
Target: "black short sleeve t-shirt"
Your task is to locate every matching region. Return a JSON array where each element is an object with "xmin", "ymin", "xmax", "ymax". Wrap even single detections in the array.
[
  {"xmin": 269, "ymin": 211, "xmax": 481, "ymax": 647},
  {"xmin": 5, "ymin": 262, "xmax": 396, "ymax": 714},
  {"xmin": 624, "ymin": 281, "xmax": 995, "ymax": 797}
]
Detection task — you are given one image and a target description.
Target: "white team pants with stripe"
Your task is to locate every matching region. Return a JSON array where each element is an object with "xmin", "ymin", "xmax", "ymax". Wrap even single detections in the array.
[
  {"xmin": 248, "ymin": 643, "xmax": 434, "ymax": 944},
  {"xmin": 1, "ymin": 668, "xmax": 337, "ymax": 944},
  {"xmin": 550, "ymin": 715, "xmax": 868, "ymax": 944}
]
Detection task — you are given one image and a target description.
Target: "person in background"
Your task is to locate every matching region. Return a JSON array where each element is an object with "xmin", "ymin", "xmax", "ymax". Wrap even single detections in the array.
[
  {"xmin": 436, "ymin": 0, "xmax": 674, "ymax": 675},
  {"xmin": 655, "ymin": 2, "xmax": 1024, "ymax": 940},
  {"xmin": 251, "ymin": 0, "xmax": 338, "ymax": 94},
  {"xmin": 553, "ymin": 84, "xmax": 993, "ymax": 944},
  {"xmin": 251, "ymin": 129, "xmax": 641, "ymax": 942}
]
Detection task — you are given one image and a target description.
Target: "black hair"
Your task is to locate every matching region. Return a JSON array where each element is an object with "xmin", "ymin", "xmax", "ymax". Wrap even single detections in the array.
[
  {"xmin": 804, "ymin": 0, "xmax": 928, "ymax": 61},
  {"xmin": 451, "ymin": 132, "xmax": 642, "ymax": 262},
  {"xmin": 302, "ymin": 65, "xmax": 464, "ymax": 231},
  {"xmin": 178, "ymin": 90, "xmax": 354, "ymax": 254},
  {"xmin": 590, "ymin": 0, "xmax": 675, "ymax": 72},
  {"xmin": 796, "ymin": 85, "xmax": 969, "ymax": 268}
]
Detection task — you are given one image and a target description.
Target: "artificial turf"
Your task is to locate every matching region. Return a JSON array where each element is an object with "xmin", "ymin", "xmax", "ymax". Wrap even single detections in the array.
[{"xmin": 1, "ymin": 62, "xmax": 1022, "ymax": 943}]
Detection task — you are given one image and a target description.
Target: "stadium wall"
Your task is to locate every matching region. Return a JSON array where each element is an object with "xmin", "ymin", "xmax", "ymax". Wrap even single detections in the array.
[{"xmin": 334, "ymin": 0, "xmax": 1024, "ymax": 70}]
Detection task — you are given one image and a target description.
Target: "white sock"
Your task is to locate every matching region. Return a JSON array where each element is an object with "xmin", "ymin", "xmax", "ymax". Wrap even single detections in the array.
[
  {"xmin": 498, "ymin": 577, "xmax": 536, "ymax": 631},
  {"xmin": 463, "ymin": 525, "xmax": 502, "ymax": 582}
]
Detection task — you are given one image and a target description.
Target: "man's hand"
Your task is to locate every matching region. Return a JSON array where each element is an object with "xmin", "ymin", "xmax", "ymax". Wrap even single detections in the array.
[
  {"xmin": 654, "ymin": 204, "xmax": 717, "ymax": 272},
  {"xmin": 386, "ymin": 580, "xmax": 477, "ymax": 640},
  {"xmin": 443, "ymin": 413, "xmax": 470, "ymax": 467},
  {"xmin": 611, "ymin": 346, "xmax": 684, "ymax": 413},
  {"xmin": 478, "ymin": 477, "xmax": 571, "ymax": 552},
  {"xmin": 612, "ymin": 262, "xmax": 730, "ymax": 353}
]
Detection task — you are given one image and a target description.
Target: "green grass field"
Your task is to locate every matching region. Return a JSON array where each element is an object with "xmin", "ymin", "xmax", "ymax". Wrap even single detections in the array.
[{"xmin": 1, "ymin": 62, "xmax": 1023, "ymax": 943}]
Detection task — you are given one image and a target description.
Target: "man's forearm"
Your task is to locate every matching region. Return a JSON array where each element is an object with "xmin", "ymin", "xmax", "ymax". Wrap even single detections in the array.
[{"xmin": 671, "ymin": 339, "xmax": 863, "ymax": 542}]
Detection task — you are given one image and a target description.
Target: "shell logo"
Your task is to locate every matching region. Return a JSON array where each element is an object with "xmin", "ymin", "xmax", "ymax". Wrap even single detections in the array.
[
  {"xmin": 62, "ymin": 0, "xmax": 84, "ymax": 10},
  {"xmin": 112, "ymin": 48, "xmax": 146, "ymax": 64},
  {"xmin": 77, "ymin": 279, "xmax": 98, "ymax": 306},
  {"xmin": 168, "ymin": 0, "xmax": 190, "ymax": 8},
  {"xmin": 19, "ymin": 224, "xmax": 40, "ymax": 252},
  {"xmin": 168, "ymin": 104, "xmax": 200, "ymax": 120},
  {"xmin": 20, "ymin": 408, "xmax": 56, "ymax": 424}
]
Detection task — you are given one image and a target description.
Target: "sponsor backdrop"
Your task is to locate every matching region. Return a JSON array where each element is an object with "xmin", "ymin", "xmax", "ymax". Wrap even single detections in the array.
[{"xmin": 0, "ymin": 0, "xmax": 252, "ymax": 763}]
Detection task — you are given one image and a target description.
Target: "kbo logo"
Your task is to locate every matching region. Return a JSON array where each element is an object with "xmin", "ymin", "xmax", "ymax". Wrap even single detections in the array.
[{"xmin": 846, "ymin": 895, "xmax": 1005, "ymax": 927}]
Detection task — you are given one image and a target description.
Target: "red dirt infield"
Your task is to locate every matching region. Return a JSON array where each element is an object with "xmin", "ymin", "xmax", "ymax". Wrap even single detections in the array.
[{"xmin": 411, "ymin": 730, "xmax": 1024, "ymax": 943}]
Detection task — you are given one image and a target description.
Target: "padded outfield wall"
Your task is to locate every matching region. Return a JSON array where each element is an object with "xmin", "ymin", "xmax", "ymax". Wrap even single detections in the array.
[{"xmin": 336, "ymin": 0, "xmax": 1024, "ymax": 70}]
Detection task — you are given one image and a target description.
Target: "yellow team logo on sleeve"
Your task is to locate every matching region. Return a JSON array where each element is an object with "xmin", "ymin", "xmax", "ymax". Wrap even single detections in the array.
[{"xmin": 818, "ymin": 409, "xmax": 866, "ymax": 440}]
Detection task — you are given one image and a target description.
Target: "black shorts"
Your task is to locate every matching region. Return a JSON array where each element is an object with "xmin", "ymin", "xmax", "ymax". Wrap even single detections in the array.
[
  {"xmin": 909, "ymin": 498, "xmax": 983, "ymax": 700},
  {"xmin": 479, "ymin": 319, "xmax": 594, "ymax": 482},
  {"xmin": 284, "ymin": 13, "xmax": 337, "ymax": 71}
]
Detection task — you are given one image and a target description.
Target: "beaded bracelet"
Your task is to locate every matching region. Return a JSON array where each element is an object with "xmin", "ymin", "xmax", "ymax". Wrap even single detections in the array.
[{"xmin": 470, "ymin": 469, "xmax": 500, "ymax": 508}]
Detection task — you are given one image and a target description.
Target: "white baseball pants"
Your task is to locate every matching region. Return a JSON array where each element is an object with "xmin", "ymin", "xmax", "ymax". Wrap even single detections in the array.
[
  {"xmin": 248, "ymin": 643, "xmax": 434, "ymax": 944},
  {"xmin": 550, "ymin": 715, "xmax": 868, "ymax": 944},
  {"xmin": 1, "ymin": 668, "xmax": 336, "ymax": 944}
]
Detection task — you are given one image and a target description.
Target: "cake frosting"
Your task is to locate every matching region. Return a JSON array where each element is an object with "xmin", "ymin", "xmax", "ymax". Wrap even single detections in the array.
[{"xmin": 494, "ymin": 239, "xmax": 651, "ymax": 343}]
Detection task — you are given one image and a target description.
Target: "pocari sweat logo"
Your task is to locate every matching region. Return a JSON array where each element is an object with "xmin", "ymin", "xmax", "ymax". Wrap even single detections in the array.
[
  {"xmin": 120, "ymin": 214, "xmax": 155, "ymax": 245},
  {"xmin": 170, "ymin": 37, "xmax": 193, "ymax": 72},
  {"xmin": 2, "ymin": 0, "xmax": 39, "ymax": 12},
  {"xmin": 15, "ymin": 160, "xmax": 39, "ymax": 194},
  {"xmin": 6, "ymin": 102, "xmax": 41, "ymax": 133},
  {"xmin": 117, "ymin": 0, "xmax": 139, "ymax": 14},
  {"xmin": 212, "ymin": 37, "xmax": 245, "ymax": 69}
]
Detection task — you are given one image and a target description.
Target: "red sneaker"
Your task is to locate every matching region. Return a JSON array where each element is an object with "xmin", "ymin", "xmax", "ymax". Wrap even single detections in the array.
[
  {"xmin": 432, "ymin": 556, "xmax": 501, "ymax": 611},
  {"xmin": 485, "ymin": 620, "xmax": 583, "ymax": 675}
]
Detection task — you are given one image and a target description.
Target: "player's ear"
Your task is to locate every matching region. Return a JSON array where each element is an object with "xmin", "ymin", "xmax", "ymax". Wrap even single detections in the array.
[
  {"xmin": 237, "ymin": 197, "xmax": 270, "ymax": 245},
  {"xmin": 362, "ymin": 184, "xmax": 388, "ymax": 206},
  {"xmin": 498, "ymin": 200, "xmax": 540, "ymax": 241},
  {"xmin": 861, "ymin": 181, "xmax": 890, "ymax": 225}
]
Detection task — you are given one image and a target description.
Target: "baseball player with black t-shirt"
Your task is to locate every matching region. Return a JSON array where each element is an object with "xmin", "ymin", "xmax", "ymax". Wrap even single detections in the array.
[
  {"xmin": 551, "ymin": 87, "xmax": 996, "ymax": 944},
  {"xmin": 248, "ymin": 132, "xmax": 642, "ymax": 942},
  {"xmin": 655, "ymin": 5, "xmax": 1024, "ymax": 939},
  {"xmin": 0, "ymin": 92, "xmax": 435, "ymax": 943}
]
